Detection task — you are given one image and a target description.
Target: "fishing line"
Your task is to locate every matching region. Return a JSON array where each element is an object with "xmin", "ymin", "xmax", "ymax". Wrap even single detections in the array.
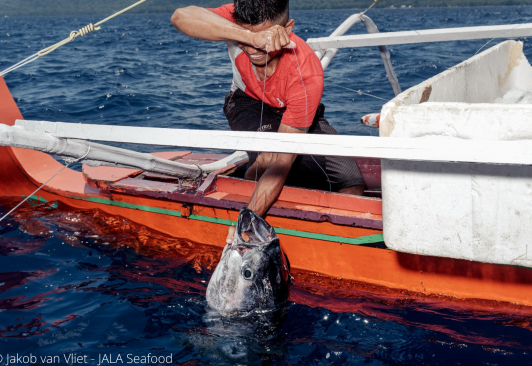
[
  {"xmin": 0, "ymin": 147, "xmax": 91, "ymax": 223},
  {"xmin": 325, "ymin": 81, "xmax": 389, "ymax": 101},
  {"xmin": 248, "ymin": 45, "xmax": 269, "ymax": 211},
  {"xmin": 255, "ymin": 54, "xmax": 268, "ymax": 184},
  {"xmin": 291, "ymin": 47, "xmax": 332, "ymax": 192},
  {"xmin": 255, "ymin": 0, "xmax": 269, "ymax": 187},
  {"xmin": 474, "ymin": 15, "xmax": 532, "ymax": 56}
]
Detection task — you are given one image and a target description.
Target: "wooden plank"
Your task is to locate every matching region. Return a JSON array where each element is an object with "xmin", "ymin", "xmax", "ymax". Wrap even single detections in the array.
[
  {"xmin": 15, "ymin": 120, "xmax": 532, "ymax": 166},
  {"xmin": 82, "ymin": 151, "xmax": 192, "ymax": 183},
  {"xmin": 216, "ymin": 176, "xmax": 382, "ymax": 215},
  {"xmin": 306, "ymin": 24, "xmax": 532, "ymax": 50},
  {"xmin": 82, "ymin": 165, "xmax": 141, "ymax": 183}
]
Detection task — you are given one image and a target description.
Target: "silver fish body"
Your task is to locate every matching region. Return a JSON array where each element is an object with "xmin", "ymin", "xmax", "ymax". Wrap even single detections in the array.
[{"xmin": 206, "ymin": 208, "xmax": 290, "ymax": 315}]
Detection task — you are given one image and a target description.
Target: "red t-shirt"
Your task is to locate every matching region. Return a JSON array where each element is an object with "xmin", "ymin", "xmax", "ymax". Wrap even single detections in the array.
[{"xmin": 209, "ymin": 4, "xmax": 324, "ymax": 129}]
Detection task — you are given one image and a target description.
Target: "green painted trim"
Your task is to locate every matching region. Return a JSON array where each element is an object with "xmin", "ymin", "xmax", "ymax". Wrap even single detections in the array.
[
  {"xmin": 275, "ymin": 227, "xmax": 383, "ymax": 245},
  {"xmin": 22, "ymin": 195, "xmax": 48, "ymax": 203},
  {"xmin": 83, "ymin": 196, "xmax": 184, "ymax": 218},
  {"xmin": 188, "ymin": 213, "xmax": 236, "ymax": 226},
  {"xmin": 68, "ymin": 195, "xmax": 383, "ymax": 246}
]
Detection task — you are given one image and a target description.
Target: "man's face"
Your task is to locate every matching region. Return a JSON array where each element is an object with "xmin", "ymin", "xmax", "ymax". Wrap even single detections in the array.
[{"xmin": 237, "ymin": 19, "xmax": 293, "ymax": 67}]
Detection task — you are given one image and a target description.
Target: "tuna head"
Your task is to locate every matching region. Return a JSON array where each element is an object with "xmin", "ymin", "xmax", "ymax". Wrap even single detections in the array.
[{"xmin": 206, "ymin": 208, "xmax": 291, "ymax": 315}]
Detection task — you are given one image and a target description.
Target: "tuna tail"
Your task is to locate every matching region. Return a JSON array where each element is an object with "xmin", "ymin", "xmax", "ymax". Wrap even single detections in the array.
[{"xmin": 234, "ymin": 208, "xmax": 278, "ymax": 247}]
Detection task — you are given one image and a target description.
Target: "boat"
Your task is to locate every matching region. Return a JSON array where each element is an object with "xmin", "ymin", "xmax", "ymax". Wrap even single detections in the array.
[{"xmin": 2, "ymin": 11, "xmax": 532, "ymax": 309}]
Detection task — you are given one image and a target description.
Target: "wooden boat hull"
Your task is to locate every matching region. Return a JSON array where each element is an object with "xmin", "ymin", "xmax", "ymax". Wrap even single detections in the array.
[{"xmin": 2, "ymin": 77, "xmax": 532, "ymax": 309}]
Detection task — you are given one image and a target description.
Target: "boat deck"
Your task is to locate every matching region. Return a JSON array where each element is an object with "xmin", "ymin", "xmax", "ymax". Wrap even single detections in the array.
[{"xmin": 82, "ymin": 152, "xmax": 383, "ymax": 229}]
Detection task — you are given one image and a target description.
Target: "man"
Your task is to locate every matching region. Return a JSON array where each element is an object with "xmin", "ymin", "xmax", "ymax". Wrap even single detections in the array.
[{"xmin": 171, "ymin": 0, "xmax": 365, "ymax": 243}]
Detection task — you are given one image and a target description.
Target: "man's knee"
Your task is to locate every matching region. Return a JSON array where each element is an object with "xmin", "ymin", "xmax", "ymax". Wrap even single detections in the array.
[
  {"xmin": 339, "ymin": 185, "xmax": 365, "ymax": 196},
  {"xmin": 244, "ymin": 152, "xmax": 274, "ymax": 180}
]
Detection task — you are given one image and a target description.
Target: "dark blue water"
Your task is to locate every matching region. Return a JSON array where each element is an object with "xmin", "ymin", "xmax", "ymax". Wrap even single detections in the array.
[{"xmin": 1, "ymin": 6, "xmax": 532, "ymax": 365}]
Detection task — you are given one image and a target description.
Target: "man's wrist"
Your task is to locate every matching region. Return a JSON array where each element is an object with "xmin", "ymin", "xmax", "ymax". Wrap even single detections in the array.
[{"xmin": 232, "ymin": 27, "xmax": 255, "ymax": 47}]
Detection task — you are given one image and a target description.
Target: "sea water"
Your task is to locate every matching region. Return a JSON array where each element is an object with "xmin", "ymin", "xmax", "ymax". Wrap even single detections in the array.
[{"xmin": 1, "ymin": 6, "xmax": 532, "ymax": 365}]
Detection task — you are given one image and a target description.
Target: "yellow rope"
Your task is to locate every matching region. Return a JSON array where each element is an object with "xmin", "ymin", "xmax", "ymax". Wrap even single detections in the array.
[
  {"xmin": 37, "ymin": 0, "xmax": 146, "ymax": 57},
  {"xmin": 360, "ymin": 0, "xmax": 383, "ymax": 16}
]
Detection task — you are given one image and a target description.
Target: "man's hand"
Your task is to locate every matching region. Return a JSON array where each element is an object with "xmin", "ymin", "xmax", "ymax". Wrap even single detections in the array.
[
  {"xmin": 251, "ymin": 25, "xmax": 296, "ymax": 51},
  {"xmin": 226, "ymin": 225, "xmax": 236, "ymax": 244},
  {"xmin": 226, "ymin": 225, "xmax": 250, "ymax": 244}
]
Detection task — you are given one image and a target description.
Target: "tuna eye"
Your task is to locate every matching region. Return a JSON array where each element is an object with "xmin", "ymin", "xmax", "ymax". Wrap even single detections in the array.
[{"xmin": 243, "ymin": 268, "xmax": 254, "ymax": 280}]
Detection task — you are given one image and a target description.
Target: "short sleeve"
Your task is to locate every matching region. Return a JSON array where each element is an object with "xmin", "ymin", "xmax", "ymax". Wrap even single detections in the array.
[
  {"xmin": 208, "ymin": 4, "xmax": 236, "ymax": 23},
  {"xmin": 282, "ymin": 74, "xmax": 323, "ymax": 129}
]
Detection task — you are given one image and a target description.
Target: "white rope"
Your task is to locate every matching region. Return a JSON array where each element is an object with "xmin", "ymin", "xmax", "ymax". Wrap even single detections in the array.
[
  {"xmin": 0, "ymin": 0, "xmax": 146, "ymax": 78},
  {"xmin": 0, "ymin": 53, "xmax": 39, "ymax": 77},
  {"xmin": 0, "ymin": 146, "xmax": 90, "ymax": 223}
]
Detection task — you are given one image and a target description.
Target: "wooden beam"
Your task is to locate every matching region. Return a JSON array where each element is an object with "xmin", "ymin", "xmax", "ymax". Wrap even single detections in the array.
[
  {"xmin": 15, "ymin": 120, "xmax": 532, "ymax": 166},
  {"xmin": 307, "ymin": 24, "xmax": 532, "ymax": 51}
]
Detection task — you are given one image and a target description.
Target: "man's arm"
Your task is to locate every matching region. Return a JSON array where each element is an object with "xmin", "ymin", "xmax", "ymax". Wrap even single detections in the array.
[
  {"xmin": 171, "ymin": 6, "xmax": 248, "ymax": 43},
  {"xmin": 171, "ymin": 6, "xmax": 294, "ymax": 51},
  {"xmin": 226, "ymin": 123, "xmax": 304, "ymax": 243}
]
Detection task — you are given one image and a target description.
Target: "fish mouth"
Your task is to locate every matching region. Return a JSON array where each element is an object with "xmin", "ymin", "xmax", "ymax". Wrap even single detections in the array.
[
  {"xmin": 235, "ymin": 245, "xmax": 253, "ymax": 256},
  {"xmin": 234, "ymin": 208, "xmax": 278, "ymax": 246}
]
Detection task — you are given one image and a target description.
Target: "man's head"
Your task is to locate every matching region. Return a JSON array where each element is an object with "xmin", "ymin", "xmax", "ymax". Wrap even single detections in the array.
[
  {"xmin": 232, "ymin": 0, "xmax": 289, "ymax": 26},
  {"xmin": 233, "ymin": 0, "xmax": 294, "ymax": 67}
]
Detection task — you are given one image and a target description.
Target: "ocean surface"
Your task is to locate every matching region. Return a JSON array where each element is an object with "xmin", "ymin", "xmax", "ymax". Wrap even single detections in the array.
[{"xmin": 1, "ymin": 5, "xmax": 532, "ymax": 365}]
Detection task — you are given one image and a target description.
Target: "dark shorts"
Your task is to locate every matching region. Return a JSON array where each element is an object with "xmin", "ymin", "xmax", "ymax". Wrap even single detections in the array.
[{"xmin": 223, "ymin": 89, "xmax": 365, "ymax": 192}]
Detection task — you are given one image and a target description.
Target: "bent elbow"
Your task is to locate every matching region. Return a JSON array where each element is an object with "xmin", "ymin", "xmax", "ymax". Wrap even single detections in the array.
[{"xmin": 171, "ymin": 7, "xmax": 188, "ymax": 29}]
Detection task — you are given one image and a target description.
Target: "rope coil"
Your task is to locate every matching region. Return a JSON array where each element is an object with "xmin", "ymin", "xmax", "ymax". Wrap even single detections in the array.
[{"xmin": 0, "ymin": 0, "xmax": 146, "ymax": 77}]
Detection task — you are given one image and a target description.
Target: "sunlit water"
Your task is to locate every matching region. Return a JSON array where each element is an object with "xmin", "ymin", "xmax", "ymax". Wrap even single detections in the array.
[{"xmin": 1, "ymin": 6, "xmax": 532, "ymax": 365}]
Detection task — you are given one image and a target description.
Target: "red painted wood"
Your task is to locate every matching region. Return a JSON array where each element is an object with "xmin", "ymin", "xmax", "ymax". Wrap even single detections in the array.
[
  {"xmin": 83, "ymin": 166, "xmax": 141, "ymax": 183},
  {"xmin": 81, "ymin": 151, "xmax": 191, "ymax": 182},
  {"xmin": 141, "ymin": 172, "xmax": 180, "ymax": 180},
  {"xmin": 149, "ymin": 151, "xmax": 192, "ymax": 159},
  {"xmin": 4, "ymin": 77, "xmax": 532, "ymax": 309},
  {"xmin": 215, "ymin": 176, "xmax": 382, "ymax": 215},
  {"xmin": 182, "ymin": 153, "xmax": 229, "ymax": 160},
  {"xmin": 354, "ymin": 157, "xmax": 382, "ymax": 190}
]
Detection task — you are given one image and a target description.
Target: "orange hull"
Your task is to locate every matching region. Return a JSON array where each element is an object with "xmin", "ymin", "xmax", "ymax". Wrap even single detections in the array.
[{"xmin": 2, "ymin": 76, "xmax": 532, "ymax": 310}]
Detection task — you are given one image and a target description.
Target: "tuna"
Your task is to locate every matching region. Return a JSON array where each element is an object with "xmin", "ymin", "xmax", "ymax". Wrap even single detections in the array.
[{"xmin": 206, "ymin": 208, "xmax": 291, "ymax": 315}]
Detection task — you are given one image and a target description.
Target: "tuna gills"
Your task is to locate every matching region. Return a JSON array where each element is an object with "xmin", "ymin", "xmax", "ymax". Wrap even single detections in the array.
[{"xmin": 206, "ymin": 208, "xmax": 291, "ymax": 315}]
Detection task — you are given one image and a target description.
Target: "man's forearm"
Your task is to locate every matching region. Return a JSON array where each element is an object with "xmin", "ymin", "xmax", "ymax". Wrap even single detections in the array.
[
  {"xmin": 171, "ymin": 6, "xmax": 252, "ymax": 44},
  {"xmin": 248, "ymin": 153, "xmax": 296, "ymax": 217}
]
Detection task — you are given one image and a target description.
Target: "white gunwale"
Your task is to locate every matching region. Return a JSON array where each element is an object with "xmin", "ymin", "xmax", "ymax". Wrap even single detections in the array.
[{"xmin": 14, "ymin": 118, "xmax": 532, "ymax": 166}]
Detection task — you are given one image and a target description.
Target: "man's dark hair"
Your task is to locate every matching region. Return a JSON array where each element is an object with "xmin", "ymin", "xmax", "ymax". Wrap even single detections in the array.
[{"xmin": 232, "ymin": 0, "xmax": 289, "ymax": 25}]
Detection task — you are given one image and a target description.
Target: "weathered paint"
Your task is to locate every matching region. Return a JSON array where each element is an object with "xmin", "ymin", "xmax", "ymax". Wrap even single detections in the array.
[
  {"xmin": 354, "ymin": 157, "xmax": 382, "ymax": 192},
  {"xmin": 360, "ymin": 113, "xmax": 380, "ymax": 128},
  {"xmin": 82, "ymin": 167, "xmax": 384, "ymax": 229},
  {"xmin": 67, "ymin": 194, "xmax": 384, "ymax": 246},
  {"xmin": 3, "ymin": 72, "xmax": 532, "ymax": 308}
]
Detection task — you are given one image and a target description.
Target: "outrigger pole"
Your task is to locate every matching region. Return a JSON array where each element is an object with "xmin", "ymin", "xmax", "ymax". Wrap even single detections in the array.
[
  {"xmin": 307, "ymin": 23, "xmax": 532, "ymax": 50},
  {"xmin": 0, "ymin": 124, "xmax": 247, "ymax": 178},
  {"xmin": 12, "ymin": 119, "xmax": 532, "ymax": 166}
]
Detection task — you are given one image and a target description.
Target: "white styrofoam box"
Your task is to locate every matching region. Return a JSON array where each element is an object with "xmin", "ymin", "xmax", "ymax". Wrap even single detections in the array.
[{"xmin": 379, "ymin": 40, "xmax": 532, "ymax": 268}]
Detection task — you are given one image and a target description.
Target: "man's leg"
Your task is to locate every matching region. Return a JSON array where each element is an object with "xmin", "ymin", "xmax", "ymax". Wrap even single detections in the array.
[
  {"xmin": 288, "ymin": 104, "xmax": 366, "ymax": 194},
  {"xmin": 244, "ymin": 152, "xmax": 274, "ymax": 181},
  {"xmin": 339, "ymin": 185, "xmax": 365, "ymax": 195},
  {"xmin": 223, "ymin": 89, "xmax": 283, "ymax": 175}
]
